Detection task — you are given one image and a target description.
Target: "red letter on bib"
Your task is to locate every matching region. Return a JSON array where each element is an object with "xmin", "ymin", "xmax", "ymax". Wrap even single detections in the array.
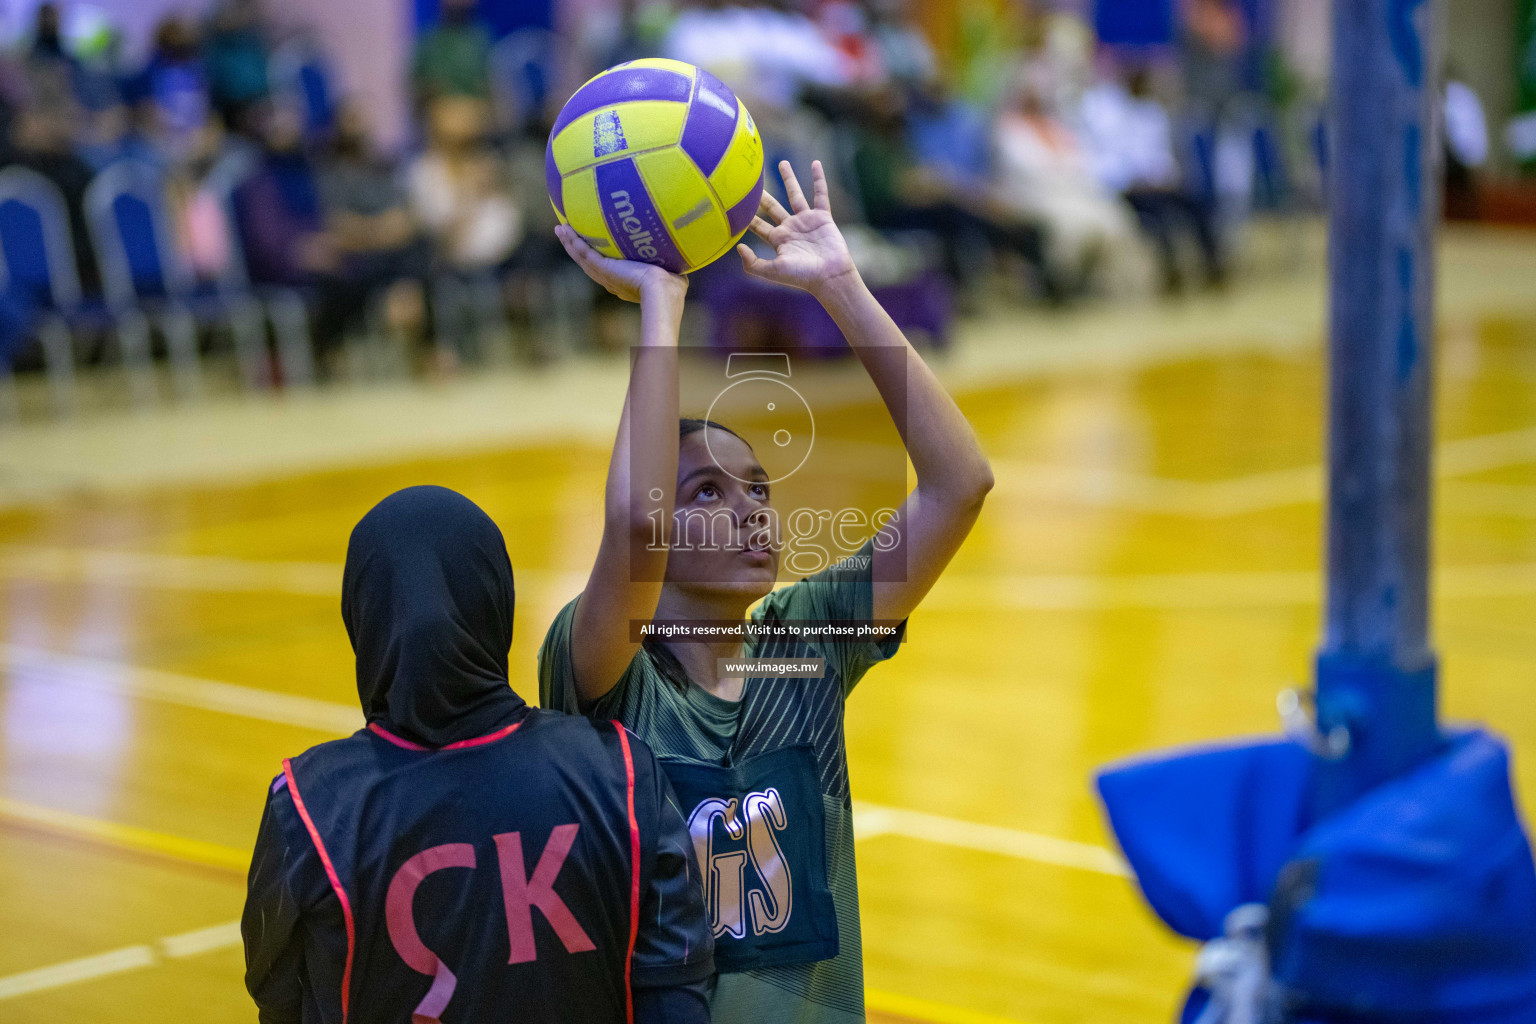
[
  {"xmin": 494, "ymin": 825, "xmax": 597, "ymax": 964},
  {"xmin": 385, "ymin": 843, "xmax": 476, "ymax": 1023}
]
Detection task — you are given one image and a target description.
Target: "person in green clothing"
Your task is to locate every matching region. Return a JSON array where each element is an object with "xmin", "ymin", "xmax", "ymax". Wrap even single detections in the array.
[
  {"xmin": 411, "ymin": 0, "xmax": 492, "ymax": 105},
  {"xmin": 541, "ymin": 160, "xmax": 994, "ymax": 1024}
]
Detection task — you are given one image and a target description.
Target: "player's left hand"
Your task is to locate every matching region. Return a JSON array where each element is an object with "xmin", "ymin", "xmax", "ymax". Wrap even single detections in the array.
[{"xmin": 737, "ymin": 160, "xmax": 859, "ymax": 297}]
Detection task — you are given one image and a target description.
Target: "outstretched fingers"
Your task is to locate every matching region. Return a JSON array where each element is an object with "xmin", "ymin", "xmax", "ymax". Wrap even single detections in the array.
[
  {"xmin": 748, "ymin": 215, "xmax": 778, "ymax": 244},
  {"xmin": 758, "ymin": 190, "xmax": 791, "ymax": 225},
  {"xmin": 736, "ymin": 242, "xmax": 769, "ymax": 277},
  {"xmin": 810, "ymin": 160, "xmax": 831, "ymax": 214},
  {"xmin": 779, "ymin": 160, "xmax": 809, "ymax": 213}
]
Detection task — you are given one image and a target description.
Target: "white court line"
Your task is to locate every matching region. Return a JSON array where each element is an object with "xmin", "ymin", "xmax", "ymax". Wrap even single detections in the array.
[
  {"xmin": 0, "ymin": 545, "xmax": 586, "ymax": 598},
  {"xmin": 991, "ymin": 424, "xmax": 1536, "ymax": 518},
  {"xmin": 855, "ymin": 803, "xmax": 1127, "ymax": 877},
  {"xmin": 0, "ymin": 546, "xmax": 340, "ymax": 595},
  {"xmin": 0, "ymin": 643, "xmax": 362, "ymax": 734},
  {"xmin": 159, "ymin": 922, "xmax": 243, "ymax": 959},
  {"xmin": 0, "ymin": 946, "xmax": 158, "ymax": 1000},
  {"xmin": 0, "ymin": 922, "xmax": 244, "ymax": 1001},
  {"xmin": 923, "ymin": 562, "xmax": 1536, "ymax": 612}
]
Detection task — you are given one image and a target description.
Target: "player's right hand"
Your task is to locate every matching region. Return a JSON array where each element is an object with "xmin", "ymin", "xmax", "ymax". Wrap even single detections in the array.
[{"xmin": 555, "ymin": 225, "xmax": 688, "ymax": 306}]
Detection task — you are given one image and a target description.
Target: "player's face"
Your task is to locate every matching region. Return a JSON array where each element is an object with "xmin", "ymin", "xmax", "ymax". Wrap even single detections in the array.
[{"xmin": 665, "ymin": 429, "xmax": 779, "ymax": 600}]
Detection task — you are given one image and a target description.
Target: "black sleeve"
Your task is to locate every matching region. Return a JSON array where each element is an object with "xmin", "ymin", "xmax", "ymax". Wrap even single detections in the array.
[
  {"xmin": 629, "ymin": 738, "xmax": 715, "ymax": 990},
  {"xmin": 242, "ymin": 778, "xmax": 307, "ymax": 1024},
  {"xmin": 635, "ymin": 979, "xmax": 711, "ymax": 1024}
]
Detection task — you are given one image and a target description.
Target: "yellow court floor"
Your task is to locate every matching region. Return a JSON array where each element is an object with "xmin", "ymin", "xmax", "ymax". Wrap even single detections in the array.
[{"xmin": 0, "ymin": 238, "xmax": 1534, "ymax": 1024}]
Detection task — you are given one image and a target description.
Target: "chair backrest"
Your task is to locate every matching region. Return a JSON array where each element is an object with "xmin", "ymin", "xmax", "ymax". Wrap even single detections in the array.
[
  {"xmin": 0, "ymin": 166, "xmax": 82, "ymax": 309},
  {"xmin": 488, "ymin": 29, "xmax": 563, "ymax": 134},
  {"xmin": 197, "ymin": 148, "xmax": 259, "ymax": 292},
  {"xmin": 270, "ymin": 40, "xmax": 336, "ymax": 143},
  {"xmin": 85, "ymin": 159, "xmax": 193, "ymax": 305}
]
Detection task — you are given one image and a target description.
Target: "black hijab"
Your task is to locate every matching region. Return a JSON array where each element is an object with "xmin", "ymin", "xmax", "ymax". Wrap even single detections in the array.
[{"xmin": 342, "ymin": 486, "xmax": 526, "ymax": 747}]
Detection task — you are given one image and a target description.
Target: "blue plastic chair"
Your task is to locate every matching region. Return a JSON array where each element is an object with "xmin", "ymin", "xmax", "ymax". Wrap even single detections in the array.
[
  {"xmin": 270, "ymin": 40, "xmax": 336, "ymax": 145},
  {"xmin": 488, "ymin": 29, "xmax": 564, "ymax": 136},
  {"xmin": 200, "ymin": 149, "xmax": 316, "ymax": 388},
  {"xmin": 0, "ymin": 165, "xmax": 151, "ymax": 415},
  {"xmin": 86, "ymin": 159, "xmax": 266, "ymax": 403}
]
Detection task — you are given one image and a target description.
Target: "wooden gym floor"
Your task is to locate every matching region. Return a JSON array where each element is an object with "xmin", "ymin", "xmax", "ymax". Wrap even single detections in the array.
[{"xmin": 0, "ymin": 226, "xmax": 1533, "ymax": 1023}]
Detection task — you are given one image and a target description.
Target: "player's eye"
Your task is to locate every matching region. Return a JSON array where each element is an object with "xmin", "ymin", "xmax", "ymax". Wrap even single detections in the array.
[
  {"xmin": 750, "ymin": 483, "xmax": 770, "ymax": 501},
  {"xmin": 694, "ymin": 483, "xmax": 721, "ymax": 501}
]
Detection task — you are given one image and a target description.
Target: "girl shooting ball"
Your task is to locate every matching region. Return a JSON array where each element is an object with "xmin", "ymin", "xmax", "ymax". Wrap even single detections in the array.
[{"xmin": 542, "ymin": 160, "xmax": 993, "ymax": 1024}]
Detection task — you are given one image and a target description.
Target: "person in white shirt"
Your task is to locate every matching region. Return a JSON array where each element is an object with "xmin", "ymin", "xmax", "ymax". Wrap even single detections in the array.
[
  {"xmin": 664, "ymin": 0, "xmax": 850, "ymax": 113},
  {"xmin": 1077, "ymin": 67, "xmax": 1225, "ymax": 294},
  {"xmin": 1443, "ymin": 71, "xmax": 1488, "ymax": 221},
  {"xmin": 407, "ymin": 96, "xmax": 523, "ymax": 272},
  {"xmin": 992, "ymin": 63, "xmax": 1135, "ymax": 296}
]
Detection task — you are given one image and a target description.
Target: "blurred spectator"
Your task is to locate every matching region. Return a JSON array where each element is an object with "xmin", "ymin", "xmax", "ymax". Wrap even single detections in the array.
[
  {"xmin": 236, "ymin": 103, "xmax": 428, "ymax": 375},
  {"xmin": 23, "ymin": 3, "xmax": 79, "ymax": 111},
  {"xmin": 27, "ymin": 3, "xmax": 73, "ymax": 69},
  {"xmin": 852, "ymin": 88, "xmax": 1053, "ymax": 300},
  {"xmin": 125, "ymin": 17, "xmax": 214, "ymax": 167},
  {"xmin": 206, "ymin": 0, "xmax": 271, "ymax": 131},
  {"xmin": 1079, "ymin": 68, "xmax": 1224, "ymax": 293},
  {"xmin": 1443, "ymin": 71, "xmax": 1488, "ymax": 222},
  {"xmin": 666, "ymin": 0, "xmax": 849, "ymax": 112},
  {"xmin": 318, "ymin": 104, "xmax": 429, "ymax": 366},
  {"xmin": 819, "ymin": 0, "xmax": 937, "ymax": 93},
  {"xmin": 992, "ymin": 67, "xmax": 1133, "ymax": 296},
  {"xmin": 907, "ymin": 83, "xmax": 991, "ymax": 192},
  {"xmin": 412, "ymin": 0, "xmax": 493, "ymax": 105},
  {"xmin": 865, "ymin": 0, "xmax": 938, "ymax": 92},
  {"xmin": 233, "ymin": 106, "xmax": 328, "ymax": 289},
  {"xmin": 71, "ymin": 16, "xmax": 126, "ymax": 115},
  {"xmin": 407, "ymin": 96, "xmax": 522, "ymax": 272},
  {"xmin": 818, "ymin": 2, "xmax": 883, "ymax": 86},
  {"xmin": 1181, "ymin": 0, "xmax": 1246, "ymax": 117},
  {"xmin": 1, "ymin": 103, "xmax": 100, "ymax": 296}
]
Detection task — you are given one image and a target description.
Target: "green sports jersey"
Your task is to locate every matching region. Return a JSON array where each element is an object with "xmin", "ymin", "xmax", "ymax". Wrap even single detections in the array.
[{"xmin": 538, "ymin": 543, "xmax": 903, "ymax": 1024}]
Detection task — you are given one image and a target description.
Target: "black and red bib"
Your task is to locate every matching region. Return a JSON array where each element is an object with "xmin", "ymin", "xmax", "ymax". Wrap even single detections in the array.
[{"xmin": 279, "ymin": 709, "xmax": 647, "ymax": 1024}]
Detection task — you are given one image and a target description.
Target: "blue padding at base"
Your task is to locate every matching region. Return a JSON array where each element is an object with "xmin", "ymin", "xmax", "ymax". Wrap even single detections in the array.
[
  {"xmin": 1096, "ymin": 737, "xmax": 1312, "ymax": 942},
  {"xmin": 1098, "ymin": 730, "xmax": 1536, "ymax": 1020}
]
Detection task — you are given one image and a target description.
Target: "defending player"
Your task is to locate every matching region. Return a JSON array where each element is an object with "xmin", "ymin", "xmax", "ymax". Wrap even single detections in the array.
[
  {"xmin": 242, "ymin": 486, "xmax": 713, "ymax": 1024},
  {"xmin": 541, "ymin": 160, "xmax": 994, "ymax": 1023}
]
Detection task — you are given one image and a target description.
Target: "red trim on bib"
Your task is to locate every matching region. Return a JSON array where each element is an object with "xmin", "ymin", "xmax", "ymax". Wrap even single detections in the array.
[
  {"xmin": 367, "ymin": 720, "xmax": 523, "ymax": 752},
  {"xmin": 283, "ymin": 758, "xmax": 356, "ymax": 1023},
  {"xmin": 613, "ymin": 723, "xmax": 641, "ymax": 1024}
]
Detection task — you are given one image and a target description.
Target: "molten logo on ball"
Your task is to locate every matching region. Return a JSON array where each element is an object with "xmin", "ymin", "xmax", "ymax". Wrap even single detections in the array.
[{"xmin": 608, "ymin": 191, "xmax": 661, "ymax": 263}]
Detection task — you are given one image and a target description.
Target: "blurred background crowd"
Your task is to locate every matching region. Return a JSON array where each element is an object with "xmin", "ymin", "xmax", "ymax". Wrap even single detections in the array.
[{"xmin": 0, "ymin": 0, "xmax": 1524, "ymax": 408}]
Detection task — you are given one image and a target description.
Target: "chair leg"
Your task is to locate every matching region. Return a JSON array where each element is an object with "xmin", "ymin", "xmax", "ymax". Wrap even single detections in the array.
[
  {"xmin": 550, "ymin": 266, "xmax": 595, "ymax": 356},
  {"xmin": 229, "ymin": 297, "xmax": 270, "ymax": 391},
  {"xmin": 431, "ymin": 275, "xmax": 466, "ymax": 366},
  {"xmin": 0, "ymin": 360, "xmax": 19, "ymax": 423},
  {"xmin": 469, "ymin": 274, "xmax": 513, "ymax": 366},
  {"xmin": 160, "ymin": 305, "xmax": 202, "ymax": 400},
  {"xmin": 115, "ymin": 309, "xmax": 157, "ymax": 409},
  {"xmin": 37, "ymin": 316, "xmax": 77, "ymax": 417},
  {"xmin": 268, "ymin": 293, "xmax": 315, "ymax": 388}
]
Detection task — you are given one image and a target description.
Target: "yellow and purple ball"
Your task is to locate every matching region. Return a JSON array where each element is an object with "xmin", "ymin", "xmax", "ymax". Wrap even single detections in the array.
[{"xmin": 546, "ymin": 59, "xmax": 765, "ymax": 275}]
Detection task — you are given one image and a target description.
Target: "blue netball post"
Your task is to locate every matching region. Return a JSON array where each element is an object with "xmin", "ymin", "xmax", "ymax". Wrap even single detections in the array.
[{"xmin": 1095, "ymin": 2, "xmax": 1536, "ymax": 1020}]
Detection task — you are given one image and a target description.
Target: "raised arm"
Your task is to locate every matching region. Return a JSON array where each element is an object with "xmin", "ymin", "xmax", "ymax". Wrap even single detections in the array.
[
  {"xmin": 738, "ymin": 161, "xmax": 993, "ymax": 623},
  {"xmin": 555, "ymin": 226, "xmax": 687, "ymax": 704}
]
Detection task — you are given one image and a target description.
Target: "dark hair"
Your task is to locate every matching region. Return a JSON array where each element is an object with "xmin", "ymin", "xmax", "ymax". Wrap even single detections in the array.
[
  {"xmin": 643, "ymin": 418, "xmax": 751, "ymax": 691},
  {"xmin": 679, "ymin": 417, "xmax": 745, "ymax": 444}
]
